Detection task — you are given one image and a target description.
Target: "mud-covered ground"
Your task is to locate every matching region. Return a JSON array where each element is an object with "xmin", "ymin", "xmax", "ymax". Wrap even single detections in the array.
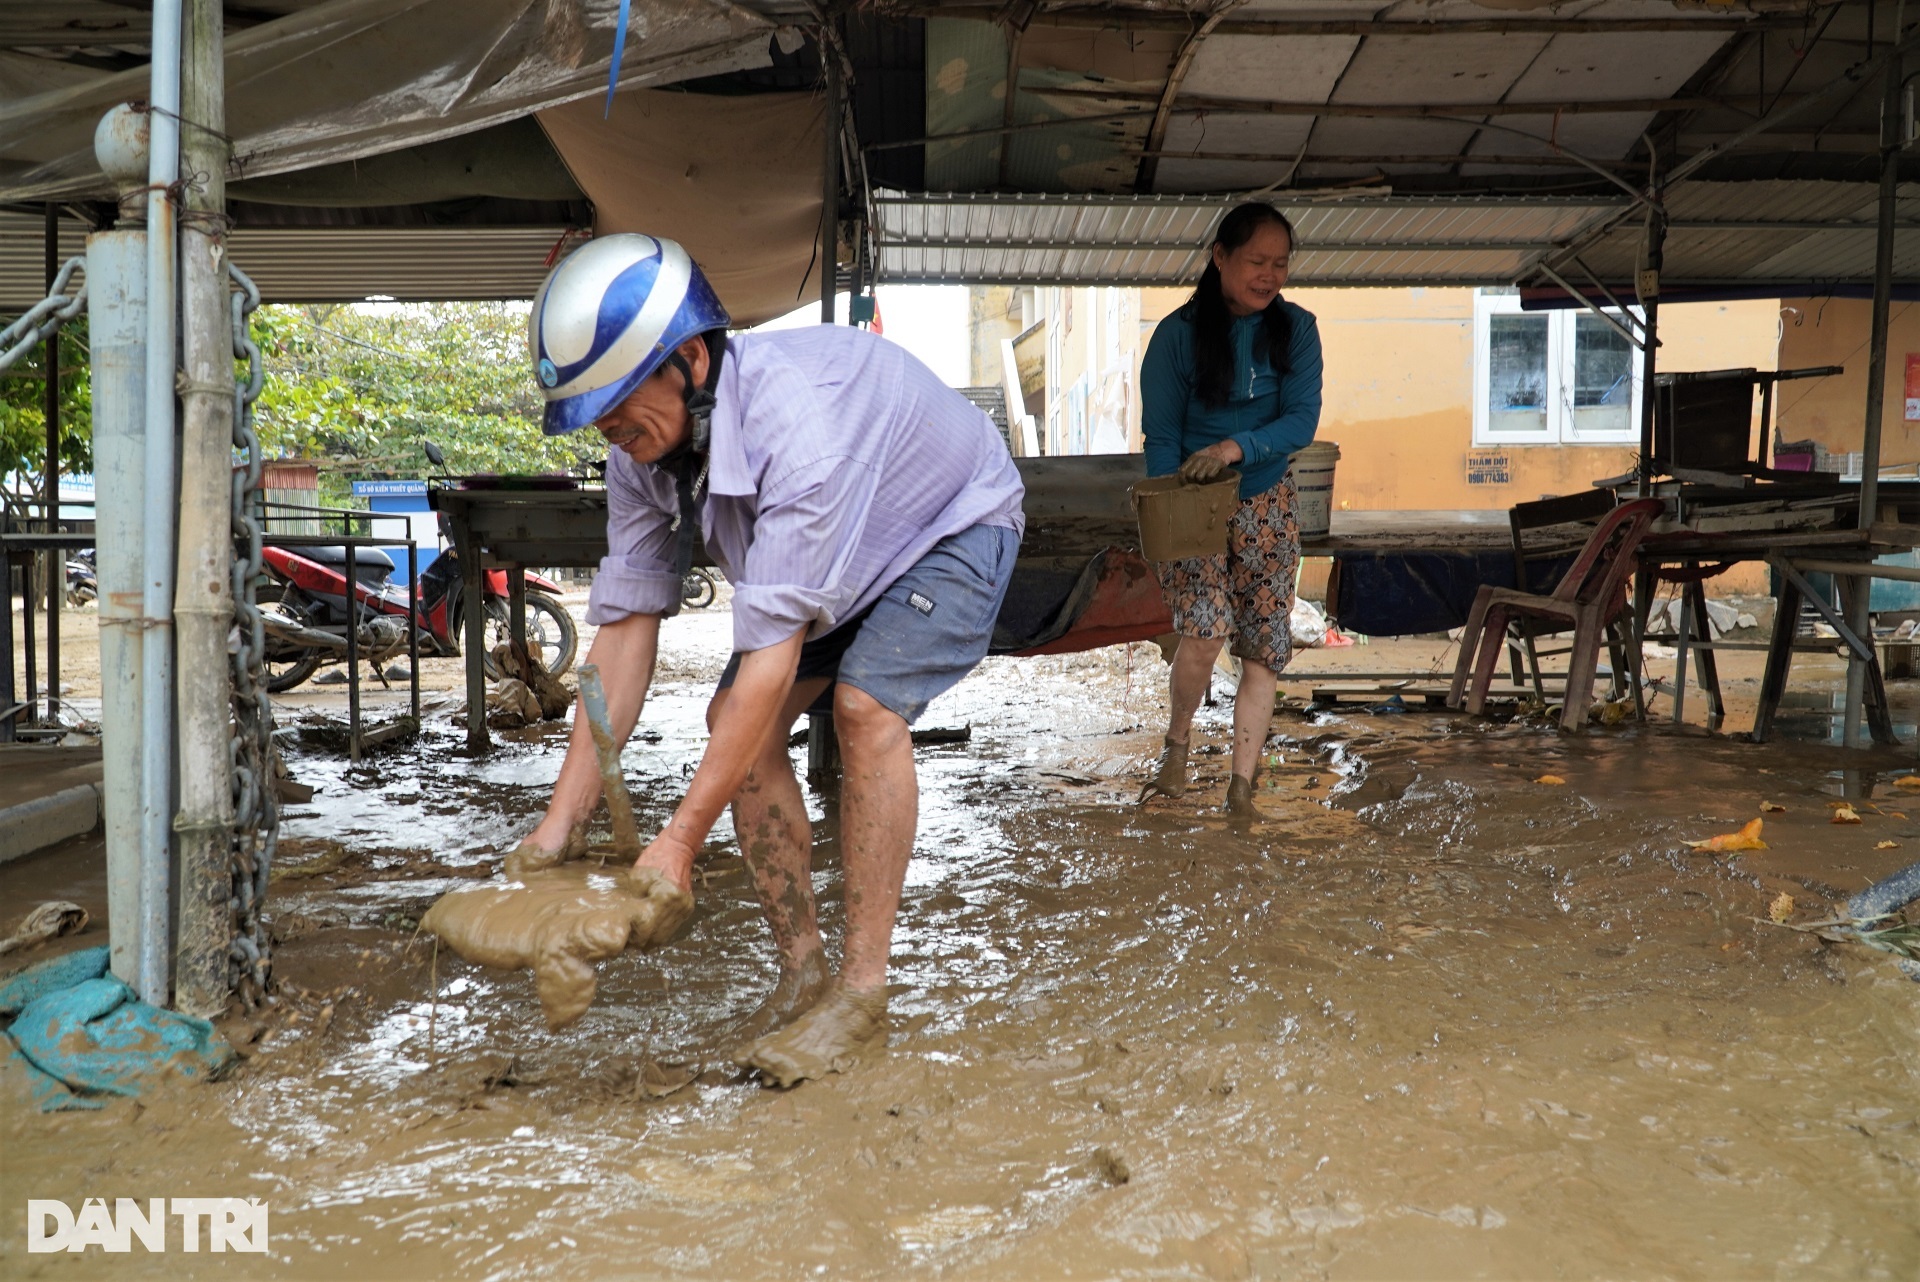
[{"xmin": 3, "ymin": 601, "xmax": 1918, "ymax": 1281}]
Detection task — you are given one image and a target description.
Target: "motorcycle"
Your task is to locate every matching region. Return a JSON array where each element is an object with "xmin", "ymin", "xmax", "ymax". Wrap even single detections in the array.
[
  {"xmin": 65, "ymin": 548, "xmax": 97, "ymax": 608},
  {"xmin": 258, "ymin": 541, "xmax": 577, "ymax": 694},
  {"xmin": 682, "ymin": 566, "xmax": 719, "ymax": 609}
]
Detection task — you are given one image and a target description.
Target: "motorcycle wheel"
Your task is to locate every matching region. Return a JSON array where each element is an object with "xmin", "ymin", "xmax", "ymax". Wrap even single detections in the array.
[
  {"xmin": 681, "ymin": 569, "xmax": 717, "ymax": 610},
  {"xmin": 480, "ymin": 591, "xmax": 579, "ymax": 681},
  {"xmin": 263, "ymin": 586, "xmax": 326, "ymax": 693}
]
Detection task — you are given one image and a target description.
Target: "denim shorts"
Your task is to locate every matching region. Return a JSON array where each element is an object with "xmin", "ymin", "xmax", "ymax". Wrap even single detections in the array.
[{"xmin": 717, "ymin": 522, "xmax": 1020, "ymax": 724}]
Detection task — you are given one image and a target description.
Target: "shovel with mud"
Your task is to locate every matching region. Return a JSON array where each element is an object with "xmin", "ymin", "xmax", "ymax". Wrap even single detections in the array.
[{"xmin": 420, "ymin": 665, "xmax": 693, "ymax": 1029}]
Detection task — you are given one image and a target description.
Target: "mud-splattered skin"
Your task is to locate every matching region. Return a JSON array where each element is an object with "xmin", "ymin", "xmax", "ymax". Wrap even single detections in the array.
[
  {"xmin": 3, "ymin": 628, "xmax": 1917, "ymax": 1279},
  {"xmin": 714, "ymin": 677, "xmax": 835, "ymax": 1048}
]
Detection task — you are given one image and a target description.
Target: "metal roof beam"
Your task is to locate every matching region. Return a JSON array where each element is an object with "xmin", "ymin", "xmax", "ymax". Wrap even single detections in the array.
[
  {"xmin": 1667, "ymin": 220, "xmax": 1920, "ymax": 231},
  {"xmin": 880, "ymin": 239, "xmax": 1553, "ymax": 252},
  {"xmin": 1133, "ymin": 150, "xmax": 1640, "ymax": 171},
  {"xmin": 1134, "ymin": 0, "xmax": 1242, "ymax": 194},
  {"xmin": 1041, "ymin": 86, "xmax": 1781, "ymax": 118},
  {"xmin": 924, "ymin": 9, "xmax": 1790, "ymax": 37},
  {"xmin": 873, "ymin": 191, "xmax": 1623, "ymax": 208}
]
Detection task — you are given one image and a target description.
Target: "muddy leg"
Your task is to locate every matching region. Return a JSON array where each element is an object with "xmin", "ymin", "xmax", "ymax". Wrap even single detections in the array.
[
  {"xmin": 1230, "ymin": 658, "xmax": 1275, "ymax": 785},
  {"xmin": 724, "ymin": 677, "xmax": 835, "ymax": 1040},
  {"xmin": 1166, "ymin": 635, "xmax": 1225, "ymax": 745},
  {"xmin": 831, "ymin": 683, "xmax": 915, "ymax": 993},
  {"xmin": 742, "ymin": 683, "xmax": 910, "ymax": 1085}
]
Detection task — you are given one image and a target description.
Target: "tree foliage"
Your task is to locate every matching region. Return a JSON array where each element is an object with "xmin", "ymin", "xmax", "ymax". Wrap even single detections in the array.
[
  {"xmin": 252, "ymin": 302, "xmax": 598, "ymax": 498},
  {"xmin": 0, "ymin": 316, "xmax": 94, "ymax": 495},
  {"xmin": 2, "ymin": 301, "xmax": 593, "ymax": 507}
]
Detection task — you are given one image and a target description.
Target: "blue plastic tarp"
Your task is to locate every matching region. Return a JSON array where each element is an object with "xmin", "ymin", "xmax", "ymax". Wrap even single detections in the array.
[
  {"xmin": 1329, "ymin": 551, "xmax": 1575, "ymax": 637},
  {"xmin": 1, "ymin": 946, "xmax": 234, "ymax": 1112}
]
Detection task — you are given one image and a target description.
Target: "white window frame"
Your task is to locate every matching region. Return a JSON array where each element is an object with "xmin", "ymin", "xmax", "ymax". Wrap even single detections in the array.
[{"xmin": 1472, "ymin": 290, "xmax": 1643, "ymax": 446}]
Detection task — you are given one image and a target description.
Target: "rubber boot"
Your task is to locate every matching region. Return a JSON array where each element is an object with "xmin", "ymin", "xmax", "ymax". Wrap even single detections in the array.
[{"xmin": 1139, "ymin": 736, "xmax": 1190, "ymax": 803}]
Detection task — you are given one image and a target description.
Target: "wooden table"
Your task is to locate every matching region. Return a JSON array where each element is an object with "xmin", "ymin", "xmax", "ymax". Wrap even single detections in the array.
[{"xmin": 1634, "ymin": 522, "xmax": 1917, "ymax": 746}]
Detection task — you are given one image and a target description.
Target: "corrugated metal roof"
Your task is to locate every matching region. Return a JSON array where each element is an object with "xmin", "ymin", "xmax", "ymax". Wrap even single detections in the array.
[
  {"xmin": 1567, "ymin": 181, "xmax": 1920, "ymax": 289},
  {"xmin": 873, "ymin": 191, "xmax": 1620, "ymax": 286},
  {"xmin": 1, "ymin": 212, "xmax": 565, "ymax": 308}
]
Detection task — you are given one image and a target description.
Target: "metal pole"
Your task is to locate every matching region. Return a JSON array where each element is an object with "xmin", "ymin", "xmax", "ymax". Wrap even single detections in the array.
[
  {"xmin": 407, "ymin": 541, "xmax": 420, "ymax": 726},
  {"xmin": 1635, "ymin": 206, "xmax": 1665, "ymax": 497},
  {"xmin": 346, "ymin": 540, "xmax": 360, "ymax": 763},
  {"xmin": 820, "ymin": 31, "xmax": 840, "ymax": 325},
  {"xmin": 21, "ymin": 520, "xmax": 36, "ymax": 724},
  {"xmin": 459, "ymin": 520, "xmax": 488, "ymax": 752},
  {"xmin": 1847, "ymin": 45, "xmax": 1904, "ymax": 749},
  {"xmin": 43, "ymin": 204, "xmax": 60, "ymax": 722},
  {"xmin": 132, "ymin": 0, "xmax": 184, "ymax": 1006},
  {"xmin": 88, "ymin": 218, "xmax": 148, "ymax": 991},
  {"xmin": 1, "ymin": 552, "xmax": 13, "ymax": 745},
  {"xmin": 849, "ymin": 216, "xmax": 865, "ymax": 325},
  {"xmin": 172, "ymin": 0, "xmax": 234, "ymax": 1016}
]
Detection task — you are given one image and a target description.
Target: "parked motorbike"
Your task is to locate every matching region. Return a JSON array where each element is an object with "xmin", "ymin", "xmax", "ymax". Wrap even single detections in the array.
[
  {"xmin": 682, "ymin": 566, "xmax": 719, "ymax": 609},
  {"xmin": 64, "ymin": 548, "xmax": 97, "ymax": 607},
  {"xmin": 258, "ymin": 541, "xmax": 577, "ymax": 694}
]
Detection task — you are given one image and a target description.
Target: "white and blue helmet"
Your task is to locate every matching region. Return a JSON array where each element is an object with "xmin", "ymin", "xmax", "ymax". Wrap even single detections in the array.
[{"xmin": 528, "ymin": 233, "xmax": 730, "ymax": 436}]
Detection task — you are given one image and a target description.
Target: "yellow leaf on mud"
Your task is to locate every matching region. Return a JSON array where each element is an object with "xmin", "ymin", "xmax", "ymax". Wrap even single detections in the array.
[
  {"xmin": 1768, "ymin": 892, "xmax": 1795, "ymax": 923},
  {"xmin": 1685, "ymin": 817, "xmax": 1767, "ymax": 853},
  {"xmin": 1831, "ymin": 805, "xmax": 1863, "ymax": 825},
  {"xmin": 1876, "ymin": 840, "xmax": 1900, "ymax": 849},
  {"xmin": 1894, "ymin": 776, "xmax": 1920, "ymax": 789},
  {"xmin": 1760, "ymin": 801, "xmax": 1786, "ymax": 813},
  {"xmin": 1535, "ymin": 774, "xmax": 1567, "ymax": 786}
]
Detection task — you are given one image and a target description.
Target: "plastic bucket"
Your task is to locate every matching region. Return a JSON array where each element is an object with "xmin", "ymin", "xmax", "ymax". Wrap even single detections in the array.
[
  {"xmin": 1288, "ymin": 441, "xmax": 1340, "ymax": 539},
  {"xmin": 1133, "ymin": 471, "xmax": 1241, "ymax": 561}
]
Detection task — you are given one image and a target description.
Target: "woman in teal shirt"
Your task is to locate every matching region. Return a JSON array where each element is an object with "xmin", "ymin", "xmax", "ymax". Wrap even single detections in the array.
[{"xmin": 1140, "ymin": 202, "xmax": 1323, "ymax": 817}]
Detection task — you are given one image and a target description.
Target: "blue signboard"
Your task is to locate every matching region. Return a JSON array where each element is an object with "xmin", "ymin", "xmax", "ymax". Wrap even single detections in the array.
[{"xmin": 351, "ymin": 479, "xmax": 441, "ymax": 577}]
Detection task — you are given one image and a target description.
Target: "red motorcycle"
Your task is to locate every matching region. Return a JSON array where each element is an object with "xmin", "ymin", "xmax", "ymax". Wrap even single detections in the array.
[{"xmin": 258, "ymin": 541, "xmax": 577, "ymax": 694}]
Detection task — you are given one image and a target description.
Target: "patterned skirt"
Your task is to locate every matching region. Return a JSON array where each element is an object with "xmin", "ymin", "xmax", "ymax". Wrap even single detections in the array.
[{"xmin": 1152, "ymin": 477, "xmax": 1301, "ymax": 672}]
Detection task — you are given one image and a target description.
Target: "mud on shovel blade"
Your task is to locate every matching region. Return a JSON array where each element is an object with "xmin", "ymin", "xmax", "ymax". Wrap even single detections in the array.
[{"xmin": 576, "ymin": 664, "xmax": 643, "ymax": 860}]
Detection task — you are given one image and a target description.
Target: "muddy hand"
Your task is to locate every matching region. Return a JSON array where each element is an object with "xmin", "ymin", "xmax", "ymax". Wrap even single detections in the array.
[
  {"xmin": 1178, "ymin": 451, "xmax": 1229, "ymax": 484},
  {"xmin": 739, "ymin": 983, "xmax": 888, "ymax": 1088},
  {"xmin": 626, "ymin": 865, "xmax": 695, "ymax": 951},
  {"xmin": 503, "ymin": 822, "xmax": 588, "ymax": 879}
]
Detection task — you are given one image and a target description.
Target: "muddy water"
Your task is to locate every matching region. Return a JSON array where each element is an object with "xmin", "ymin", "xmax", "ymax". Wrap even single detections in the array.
[{"xmin": 3, "ymin": 616, "xmax": 1918, "ymax": 1280}]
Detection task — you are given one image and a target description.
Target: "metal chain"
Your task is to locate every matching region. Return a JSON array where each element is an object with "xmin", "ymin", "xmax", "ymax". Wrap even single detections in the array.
[
  {"xmin": 226, "ymin": 261, "xmax": 275, "ymax": 1004},
  {"xmin": 0, "ymin": 256, "xmax": 87, "ymax": 374}
]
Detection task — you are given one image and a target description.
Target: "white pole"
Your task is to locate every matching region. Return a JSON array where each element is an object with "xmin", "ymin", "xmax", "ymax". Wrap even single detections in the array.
[
  {"xmin": 139, "ymin": 0, "xmax": 183, "ymax": 1006},
  {"xmin": 86, "ymin": 105, "xmax": 151, "ymax": 987}
]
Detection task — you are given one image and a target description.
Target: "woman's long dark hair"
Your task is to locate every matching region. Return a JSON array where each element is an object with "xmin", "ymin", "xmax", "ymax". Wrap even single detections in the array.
[{"xmin": 1188, "ymin": 202, "xmax": 1297, "ymax": 408}]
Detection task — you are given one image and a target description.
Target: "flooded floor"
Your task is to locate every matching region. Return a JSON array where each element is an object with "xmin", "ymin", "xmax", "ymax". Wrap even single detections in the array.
[{"xmin": 3, "ymin": 609, "xmax": 1918, "ymax": 1280}]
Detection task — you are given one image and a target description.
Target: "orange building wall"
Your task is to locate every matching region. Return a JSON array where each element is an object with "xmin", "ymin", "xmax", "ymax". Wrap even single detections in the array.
[
  {"xmin": 1773, "ymin": 296, "xmax": 1920, "ymax": 465},
  {"xmin": 1126, "ymin": 286, "xmax": 1782, "ymax": 596}
]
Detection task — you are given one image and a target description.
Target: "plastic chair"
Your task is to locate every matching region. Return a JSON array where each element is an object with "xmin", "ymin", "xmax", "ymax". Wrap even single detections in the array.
[
  {"xmin": 1503, "ymin": 488, "xmax": 1624, "ymax": 701},
  {"xmin": 1448, "ymin": 498, "xmax": 1664, "ymax": 731}
]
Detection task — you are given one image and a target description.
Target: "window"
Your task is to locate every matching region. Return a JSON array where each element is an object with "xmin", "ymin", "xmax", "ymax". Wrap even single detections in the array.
[{"xmin": 1473, "ymin": 291, "xmax": 1641, "ymax": 445}]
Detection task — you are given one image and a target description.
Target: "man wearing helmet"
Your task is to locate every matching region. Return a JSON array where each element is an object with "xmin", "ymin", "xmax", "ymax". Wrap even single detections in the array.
[{"xmin": 510, "ymin": 234, "xmax": 1025, "ymax": 1086}]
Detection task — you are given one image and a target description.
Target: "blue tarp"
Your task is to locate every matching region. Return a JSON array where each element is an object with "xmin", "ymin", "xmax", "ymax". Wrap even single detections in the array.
[
  {"xmin": 1, "ymin": 946, "xmax": 234, "ymax": 1112},
  {"xmin": 1329, "ymin": 551, "xmax": 1576, "ymax": 637}
]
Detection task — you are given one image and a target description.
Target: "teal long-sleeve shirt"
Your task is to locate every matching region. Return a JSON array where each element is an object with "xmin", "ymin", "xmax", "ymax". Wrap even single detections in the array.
[{"xmin": 1141, "ymin": 301, "xmax": 1323, "ymax": 502}]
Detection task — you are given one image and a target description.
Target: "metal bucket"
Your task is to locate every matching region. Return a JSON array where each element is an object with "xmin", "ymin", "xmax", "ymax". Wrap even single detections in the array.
[
  {"xmin": 1133, "ymin": 471, "xmax": 1240, "ymax": 561},
  {"xmin": 1288, "ymin": 440, "xmax": 1341, "ymax": 539}
]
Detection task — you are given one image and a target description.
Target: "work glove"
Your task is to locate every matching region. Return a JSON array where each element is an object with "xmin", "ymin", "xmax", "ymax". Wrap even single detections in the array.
[{"xmin": 1178, "ymin": 450, "xmax": 1230, "ymax": 484}]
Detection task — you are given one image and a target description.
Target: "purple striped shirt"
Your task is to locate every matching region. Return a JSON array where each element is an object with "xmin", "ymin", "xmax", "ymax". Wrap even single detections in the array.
[{"xmin": 587, "ymin": 326, "xmax": 1026, "ymax": 653}]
